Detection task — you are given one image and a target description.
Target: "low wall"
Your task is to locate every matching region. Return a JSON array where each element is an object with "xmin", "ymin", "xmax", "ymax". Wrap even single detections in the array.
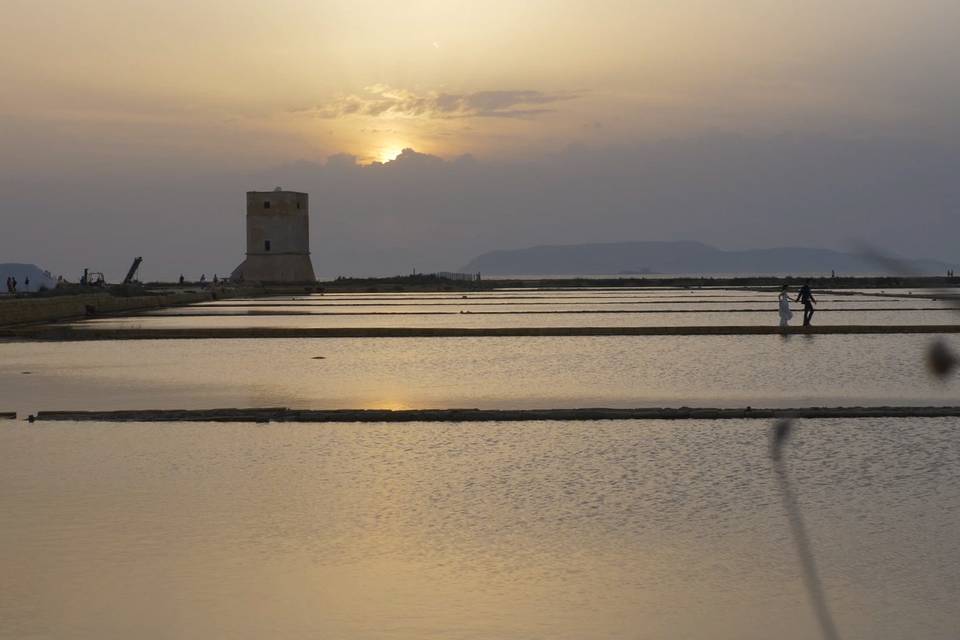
[{"xmin": 0, "ymin": 292, "xmax": 214, "ymax": 327}]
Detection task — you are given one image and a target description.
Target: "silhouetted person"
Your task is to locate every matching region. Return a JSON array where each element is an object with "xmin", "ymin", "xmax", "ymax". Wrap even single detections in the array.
[
  {"xmin": 5, "ymin": 277, "xmax": 10, "ymax": 293},
  {"xmin": 179, "ymin": 274, "xmax": 185, "ymax": 284},
  {"xmin": 795, "ymin": 280, "xmax": 816, "ymax": 326}
]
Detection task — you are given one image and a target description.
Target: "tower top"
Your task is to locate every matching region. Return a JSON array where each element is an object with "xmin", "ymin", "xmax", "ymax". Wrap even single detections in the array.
[{"xmin": 246, "ymin": 189, "xmax": 307, "ymax": 196}]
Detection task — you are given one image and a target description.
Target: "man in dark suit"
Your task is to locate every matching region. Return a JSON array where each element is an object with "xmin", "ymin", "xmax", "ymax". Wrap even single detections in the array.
[{"xmin": 795, "ymin": 280, "xmax": 817, "ymax": 326}]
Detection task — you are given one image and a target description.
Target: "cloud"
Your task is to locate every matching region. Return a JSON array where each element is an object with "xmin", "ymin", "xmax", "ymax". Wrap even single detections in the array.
[
  {"xmin": 383, "ymin": 148, "xmax": 443, "ymax": 165},
  {"xmin": 295, "ymin": 85, "xmax": 576, "ymax": 120},
  {"xmin": 6, "ymin": 134, "xmax": 959, "ymax": 280},
  {"xmin": 324, "ymin": 152, "xmax": 359, "ymax": 169}
]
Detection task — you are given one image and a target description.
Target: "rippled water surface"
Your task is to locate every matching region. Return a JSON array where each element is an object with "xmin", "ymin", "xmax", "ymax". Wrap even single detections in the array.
[
  {"xmin": 1, "ymin": 418, "xmax": 958, "ymax": 640},
  {"xmin": 71, "ymin": 309, "xmax": 960, "ymax": 328},
  {"xmin": 59, "ymin": 288, "xmax": 957, "ymax": 330},
  {"xmin": 2, "ymin": 287, "xmax": 959, "ymax": 639},
  {"xmin": 2, "ymin": 335, "xmax": 959, "ymax": 416}
]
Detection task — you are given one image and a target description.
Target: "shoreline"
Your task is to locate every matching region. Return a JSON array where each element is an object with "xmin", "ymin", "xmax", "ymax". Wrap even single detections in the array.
[
  {"xmin": 283, "ymin": 274, "xmax": 960, "ymax": 293},
  {"xmin": 0, "ymin": 286, "xmax": 269, "ymax": 328}
]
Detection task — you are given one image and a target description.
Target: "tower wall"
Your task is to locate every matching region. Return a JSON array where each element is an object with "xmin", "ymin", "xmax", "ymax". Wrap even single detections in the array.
[
  {"xmin": 231, "ymin": 190, "xmax": 316, "ymax": 283},
  {"xmin": 246, "ymin": 191, "xmax": 310, "ymax": 256}
]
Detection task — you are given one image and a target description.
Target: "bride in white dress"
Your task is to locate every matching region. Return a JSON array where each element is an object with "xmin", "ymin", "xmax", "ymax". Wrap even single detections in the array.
[{"xmin": 778, "ymin": 285, "xmax": 793, "ymax": 328}]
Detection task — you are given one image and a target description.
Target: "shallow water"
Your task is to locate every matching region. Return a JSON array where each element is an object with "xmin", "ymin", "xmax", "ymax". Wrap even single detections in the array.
[
  {"xmin": 3, "ymin": 287, "xmax": 959, "ymax": 639},
  {"xmin": 2, "ymin": 335, "xmax": 957, "ymax": 416},
  {"xmin": 186, "ymin": 299, "xmax": 951, "ymax": 310},
  {"xmin": 1, "ymin": 418, "xmax": 958, "ymax": 639},
  {"xmin": 73, "ymin": 309, "xmax": 960, "ymax": 329},
  {"xmin": 56, "ymin": 287, "xmax": 959, "ymax": 331}
]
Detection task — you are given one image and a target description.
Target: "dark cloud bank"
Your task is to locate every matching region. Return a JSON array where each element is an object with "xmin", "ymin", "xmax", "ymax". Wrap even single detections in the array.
[{"xmin": 1, "ymin": 134, "xmax": 958, "ymax": 280}]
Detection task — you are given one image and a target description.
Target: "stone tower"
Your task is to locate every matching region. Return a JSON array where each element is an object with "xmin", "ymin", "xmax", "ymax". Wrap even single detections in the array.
[{"xmin": 231, "ymin": 188, "xmax": 316, "ymax": 283}]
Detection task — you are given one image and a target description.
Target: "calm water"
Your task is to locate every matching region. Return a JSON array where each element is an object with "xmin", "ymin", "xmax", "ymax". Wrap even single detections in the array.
[
  {"xmin": 1, "ymin": 418, "xmax": 958, "ymax": 639},
  {"xmin": 88, "ymin": 289, "xmax": 953, "ymax": 329},
  {"xmin": 2, "ymin": 335, "xmax": 958, "ymax": 416},
  {"xmin": 72, "ymin": 309, "xmax": 960, "ymax": 329},
  {"xmin": 2, "ymin": 287, "xmax": 959, "ymax": 639}
]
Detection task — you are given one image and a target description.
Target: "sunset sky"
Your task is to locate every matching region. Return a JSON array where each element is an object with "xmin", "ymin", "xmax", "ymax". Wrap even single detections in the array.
[{"xmin": 2, "ymin": 0, "xmax": 959, "ymax": 278}]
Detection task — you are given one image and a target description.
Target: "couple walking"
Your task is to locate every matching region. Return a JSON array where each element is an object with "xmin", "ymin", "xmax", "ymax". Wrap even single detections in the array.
[{"xmin": 778, "ymin": 281, "xmax": 816, "ymax": 328}]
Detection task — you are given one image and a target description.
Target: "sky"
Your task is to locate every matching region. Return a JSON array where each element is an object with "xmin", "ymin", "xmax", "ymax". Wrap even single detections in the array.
[{"xmin": 1, "ymin": 0, "xmax": 959, "ymax": 279}]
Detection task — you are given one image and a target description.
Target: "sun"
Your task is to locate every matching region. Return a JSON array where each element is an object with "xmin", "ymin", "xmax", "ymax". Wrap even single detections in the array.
[{"xmin": 377, "ymin": 146, "xmax": 406, "ymax": 163}]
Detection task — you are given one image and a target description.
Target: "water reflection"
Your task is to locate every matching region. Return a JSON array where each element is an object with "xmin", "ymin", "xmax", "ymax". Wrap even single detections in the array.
[
  {"xmin": 1, "ymin": 419, "xmax": 957, "ymax": 639},
  {"xmin": 1, "ymin": 335, "xmax": 956, "ymax": 417}
]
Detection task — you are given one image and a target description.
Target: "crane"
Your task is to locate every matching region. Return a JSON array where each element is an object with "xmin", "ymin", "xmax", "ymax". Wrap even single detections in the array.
[{"xmin": 123, "ymin": 257, "xmax": 143, "ymax": 285}]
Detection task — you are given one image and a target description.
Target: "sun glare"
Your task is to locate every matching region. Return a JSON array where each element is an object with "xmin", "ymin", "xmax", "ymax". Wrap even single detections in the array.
[{"xmin": 378, "ymin": 146, "xmax": 406, "ymax": 163}]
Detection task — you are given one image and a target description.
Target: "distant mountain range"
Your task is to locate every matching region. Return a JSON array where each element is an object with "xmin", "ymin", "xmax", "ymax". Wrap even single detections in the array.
[
  {"xmin": 460, "ymin": 241, "xmax": 958, "ymax": 276},
  {"xmin": 0, "ymin": 263, "xmax": 57, "ymax": 292}
]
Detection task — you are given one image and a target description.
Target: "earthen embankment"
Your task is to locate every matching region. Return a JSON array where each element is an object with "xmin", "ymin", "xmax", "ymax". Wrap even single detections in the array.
[
  {"xmin": 0, "ymin": 287, "xmax": 269, "ymax": 328},
  {"xmin": 29, "ymin": 405, "xmax": 960, "ymax": 423},
  {"xmin": 4, "ymin": 324, "xmax": 960, "ymax": 341},
  {"xmin": 0, "ymin": 292, "xmax": 213, "ymax": 327}
]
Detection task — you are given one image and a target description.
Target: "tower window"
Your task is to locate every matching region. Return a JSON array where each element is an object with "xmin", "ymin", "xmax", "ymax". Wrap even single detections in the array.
[
  {"xmin": 296, "ymin": 202, "xmax": 301, "ymax": 209},
  {"xmin": 264, "ymin": 240, "xmax": 271, "ymax": 252},
  {"xmin": 264, "ymin": 201, "xmax": 271, "ymax": 209}
]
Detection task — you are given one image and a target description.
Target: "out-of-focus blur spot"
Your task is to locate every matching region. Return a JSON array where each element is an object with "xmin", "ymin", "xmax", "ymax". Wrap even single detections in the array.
[
  {"xmin": 770, "ymin": 418, "xmax": 793, "ymax": 461},
  {"xmin": 926, "ymin": 339, "xmax": 957, "ymax": 378}
]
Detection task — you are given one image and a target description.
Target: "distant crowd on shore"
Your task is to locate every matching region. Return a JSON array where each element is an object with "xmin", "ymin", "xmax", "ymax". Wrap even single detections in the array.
[{"xmin": 5, "ymin": 276, "xmax": 29, "ymax": 294}]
